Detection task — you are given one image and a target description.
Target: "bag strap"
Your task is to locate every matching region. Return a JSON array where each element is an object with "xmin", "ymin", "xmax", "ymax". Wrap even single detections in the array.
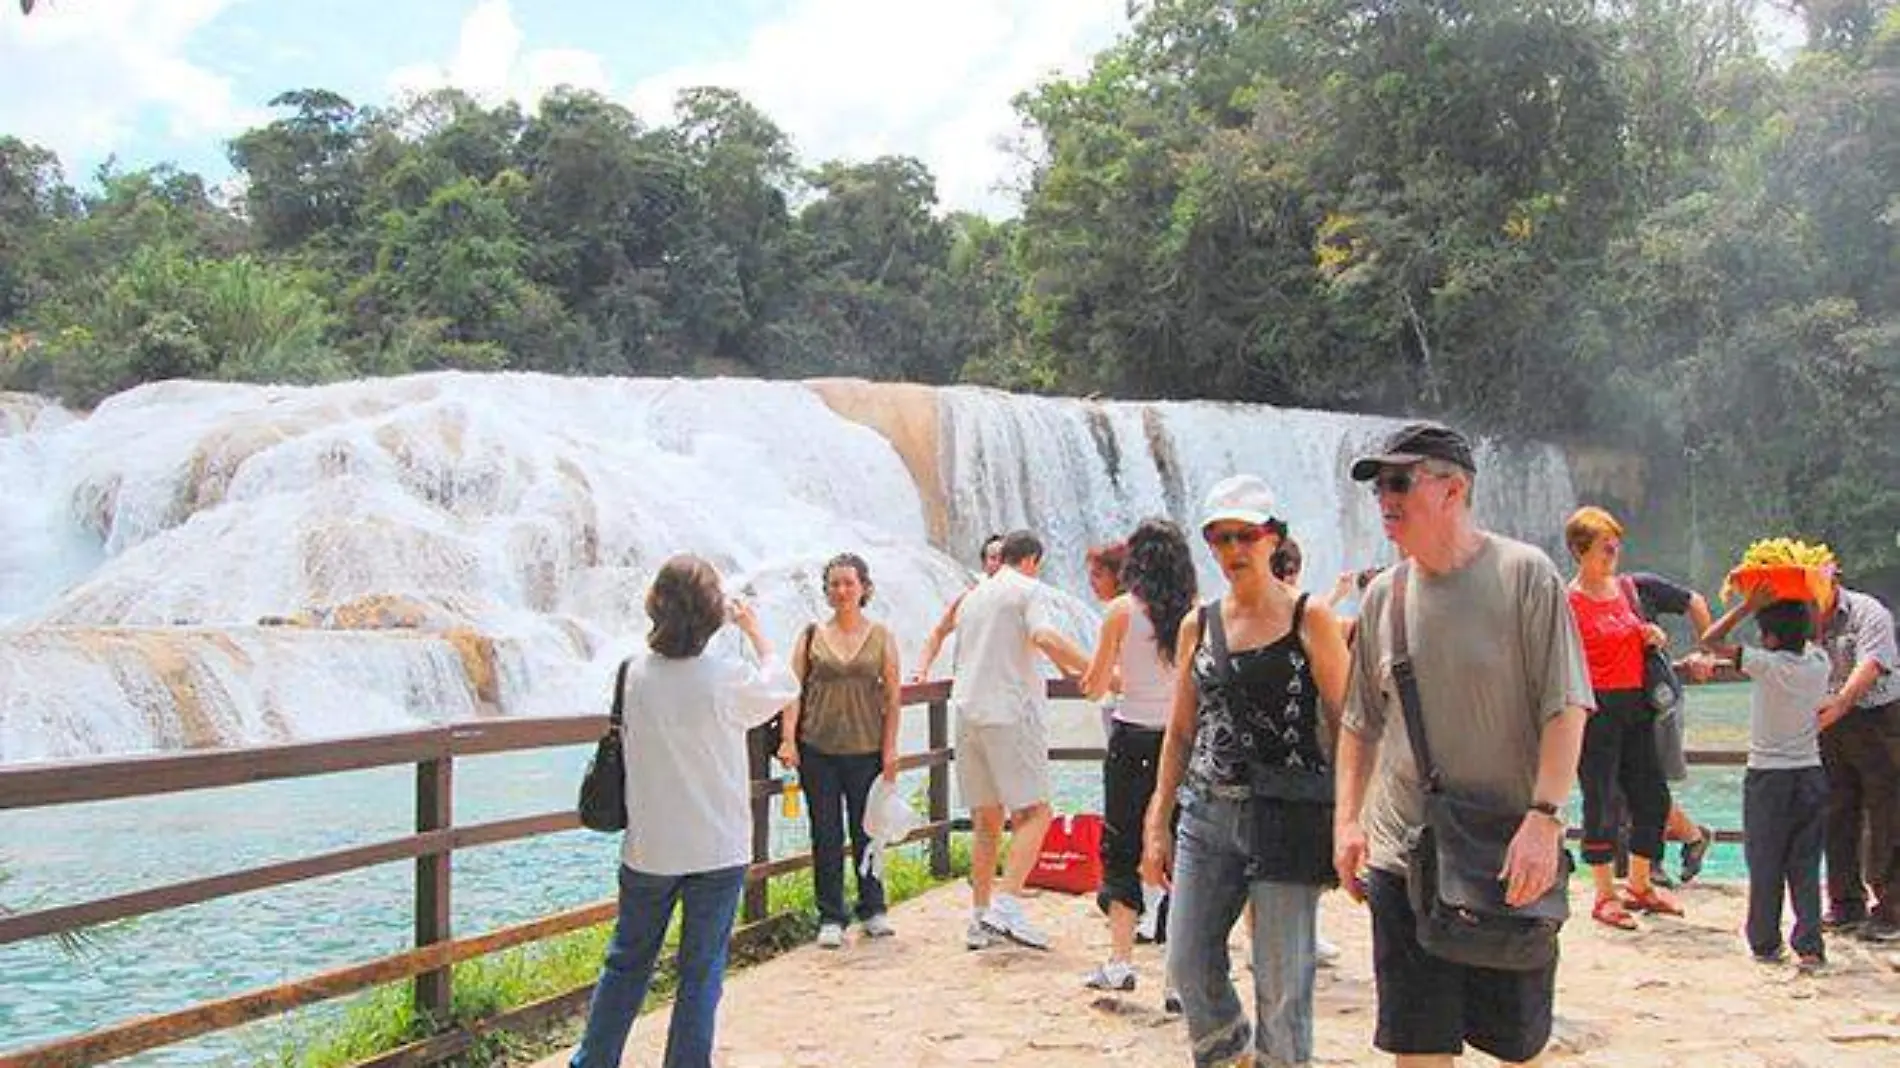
[
  {"xmin": 1616, "ymin": 574, "xmax": 1647, "ymax": 623},
  {"xmin": 1201, "ymin": 600, "xmax": 1234, "ymax": 689},
  {"xmin": 1388, "ymin": 561, "xmax": 1443, "ymax": 794},
  {"xmin": 610, "ymin": 658, "xmax": 631, "ymax": 727}
]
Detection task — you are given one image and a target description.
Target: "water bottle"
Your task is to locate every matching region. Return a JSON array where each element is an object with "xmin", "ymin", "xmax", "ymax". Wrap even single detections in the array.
[{"xmin": 781, "ymin": 778, "xmax": 802, "ymax": 819}]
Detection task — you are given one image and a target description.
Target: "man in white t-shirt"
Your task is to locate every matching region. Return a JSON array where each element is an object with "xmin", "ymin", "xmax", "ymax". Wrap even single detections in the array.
[{"xmin": 950, "ymin": 529, "xmax": 1090, "ymax": 950}]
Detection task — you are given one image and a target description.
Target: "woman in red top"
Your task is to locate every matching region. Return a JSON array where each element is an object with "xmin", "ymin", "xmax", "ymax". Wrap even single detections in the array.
[{"xmin": 1565, "ymin": 507, "xmax": 1684, "ymax": 928}]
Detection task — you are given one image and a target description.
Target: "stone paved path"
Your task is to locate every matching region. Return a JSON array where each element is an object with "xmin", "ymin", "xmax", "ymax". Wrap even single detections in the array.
[{"xmin": 532, "ymin": 878, "xmax": 1900, "ymax": 1066}]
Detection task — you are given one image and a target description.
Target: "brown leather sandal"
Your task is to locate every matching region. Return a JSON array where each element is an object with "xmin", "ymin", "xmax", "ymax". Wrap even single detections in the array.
[{"xmin": 1593, "ymin": 894, "xmax": 1638, "ymax": 930}]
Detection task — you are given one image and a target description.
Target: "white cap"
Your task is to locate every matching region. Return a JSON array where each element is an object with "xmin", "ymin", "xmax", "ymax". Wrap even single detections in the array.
[{"xmin": 1200, "ymin": 474, "xmax": 1280, "ymax": 531}]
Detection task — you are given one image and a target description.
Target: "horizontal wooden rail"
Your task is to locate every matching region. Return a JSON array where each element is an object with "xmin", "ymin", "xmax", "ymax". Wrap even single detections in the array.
[{"xmin": 0, "ymin": 669, "xmax": 1748, "ymax": 1067}]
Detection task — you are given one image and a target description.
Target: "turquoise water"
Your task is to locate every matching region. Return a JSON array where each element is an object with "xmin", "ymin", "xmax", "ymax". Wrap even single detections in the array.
[{"xmin": 0, "ymin": 685, "xmax": 1755, "ymax": 1064}]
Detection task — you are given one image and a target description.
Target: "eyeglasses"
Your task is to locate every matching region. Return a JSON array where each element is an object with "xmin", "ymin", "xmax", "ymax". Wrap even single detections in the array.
[
  {"xmin": 1204, "ymin": 525, "xmax": 1273, "ymax": 549},
  {"xmin": 1370, "ymin": 469, "xmax": 1447, "ymax": 496}
]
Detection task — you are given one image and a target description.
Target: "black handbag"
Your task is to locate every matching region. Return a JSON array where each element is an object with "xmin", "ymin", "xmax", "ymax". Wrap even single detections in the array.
[
  {"xmin": 578, "ymin": 659, "xmax": 633, "ymax": 833},
  {"xmin": 1618, "ymin": 576, "xmax": 1683, "ymax": 721},
  {"xmin": 1389, "ymin": 563, "xmax": 1570, "ymax": 971}
]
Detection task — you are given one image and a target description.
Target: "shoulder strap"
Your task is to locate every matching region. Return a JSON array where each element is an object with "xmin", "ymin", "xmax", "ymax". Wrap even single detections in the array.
[
  {"xmin": 1292, "ymin": 592, "xmax": 1311, "ymax": 640},
  {"xmin": 801, "ymin": 623, "xmax": 818, "ymax": 681},
  {"xmin": 610, "ymin": 658, "xmax": 631, "ymax": 727},
  {"xmin": 1617, "ymin": 574, "xmax": 1646, "ymax": 621},
  {"xmin": 1201, "ymin": 599, "xmax": 1234, "ymax": 688},
  {"xmin": 1388, "ymin": 562, "xmax": 1442, "ymax": 793}
]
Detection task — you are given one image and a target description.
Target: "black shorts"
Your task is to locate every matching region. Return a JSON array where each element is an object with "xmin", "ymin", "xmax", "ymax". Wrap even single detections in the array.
[{"xmin": 1366, "ymin": 868, "xmax": 1556, "ymax": 1062}]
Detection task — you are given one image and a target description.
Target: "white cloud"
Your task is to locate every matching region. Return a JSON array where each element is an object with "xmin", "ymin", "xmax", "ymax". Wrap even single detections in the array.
[
  {"xmin": 0, "ymin": 0, "xmax": 262, "ymax": 169},
  {"xmin": 388, "ymin": 0, "xmax": 611, "ymax": 107},
  {"xmin": 626, "ymin": 0, "xmax": 1130, "ymax": 216}
]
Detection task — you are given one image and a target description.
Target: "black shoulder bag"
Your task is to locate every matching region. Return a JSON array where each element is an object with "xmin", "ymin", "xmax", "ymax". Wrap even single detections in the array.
[
  {"xmin": 578, "ymin": 659, "xmax": 633, "ymax": 833},
  {"xmin": 1390, "ymin": 562, "xmax": 1570, "ymax": 971},
  {"xmin": 1617, "ymin": 575, "xmax": 1683, "ymax": 722}
]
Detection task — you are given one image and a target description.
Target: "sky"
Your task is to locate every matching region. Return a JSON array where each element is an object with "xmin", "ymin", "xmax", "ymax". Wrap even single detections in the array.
[{"xmin": 0, "ymin": 0, "xmax": 1132, "ymax": 216}]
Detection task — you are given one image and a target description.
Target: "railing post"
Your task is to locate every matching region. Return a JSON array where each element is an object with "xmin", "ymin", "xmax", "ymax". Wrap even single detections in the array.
[
  {"xmin": 414, "ymin": 753, "xmax": 453, "ymax": 1022},
  {"xmin": 929, "ymin": 696, "xmax": 951, "ymax": 878},
  {"xmin": 743, "ymin": 727, "xmax": 772, "ymax": 923}
]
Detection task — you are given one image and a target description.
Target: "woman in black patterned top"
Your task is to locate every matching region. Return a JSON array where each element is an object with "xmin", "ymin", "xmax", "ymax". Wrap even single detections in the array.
[{"xmin": 1142, "ymin": 475, "xmax": 1351, "ymax": 1068}]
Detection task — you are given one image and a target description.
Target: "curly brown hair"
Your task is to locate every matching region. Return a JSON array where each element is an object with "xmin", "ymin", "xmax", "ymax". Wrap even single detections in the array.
[{"xmin": 646, "ymin": 555, "xmax": 726, "ymax": 658}]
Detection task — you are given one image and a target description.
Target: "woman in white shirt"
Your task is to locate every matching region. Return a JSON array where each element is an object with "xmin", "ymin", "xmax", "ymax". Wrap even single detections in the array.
[
  {"xmin": 1080, "ymin": 519, "xmax": 1197, "ymax": 994},
  {"xmin": 569, "ymin": 555, "xmax": 798, "ymax": 1068}
]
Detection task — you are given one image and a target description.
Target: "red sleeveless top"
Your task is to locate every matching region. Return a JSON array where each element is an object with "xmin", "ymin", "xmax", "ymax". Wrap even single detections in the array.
[{"xmin": 1567, "ymin": 588, "xmax": 1645, "ymax": 692}]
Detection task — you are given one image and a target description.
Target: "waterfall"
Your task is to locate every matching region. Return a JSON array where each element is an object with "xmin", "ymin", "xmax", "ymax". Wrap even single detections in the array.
[{"xmin": 0, "ymin": 375, "xmax": 1576, "ymax": 763}]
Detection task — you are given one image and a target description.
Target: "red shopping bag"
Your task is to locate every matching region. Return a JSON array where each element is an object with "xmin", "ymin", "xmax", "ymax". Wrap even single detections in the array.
[{"xmin": 1026, "ymin": 812, "xmax": 1105, "ymax": 895}]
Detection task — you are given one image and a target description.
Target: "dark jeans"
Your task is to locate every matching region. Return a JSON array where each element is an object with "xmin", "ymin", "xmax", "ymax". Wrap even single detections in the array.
[
  {"xmin": 1579, "ymin": 689, "xmax": 1670, "ymax": 866},
  {"xmin": 799, "ymin": 744, "xmax": 886, "ymax": 926},
  {"xmin": 1744, "ymin": 766, "xmax": 1828, "ymax": 959},
  {"xmin": 1821, "ymin": 700, "xmax": 1900, "ymax": 920},
  {"xmin": 1098, "ymin": 720, "xmax": 1164, "ymax": 916},
  {"xmin": 571, "ymin": 864, "xmax": 747, "ymax": 1068}
]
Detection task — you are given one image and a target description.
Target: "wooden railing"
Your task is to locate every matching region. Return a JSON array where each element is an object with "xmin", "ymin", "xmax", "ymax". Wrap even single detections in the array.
[{"xmin": 0, "ymin": 672, "xmax": 1747, "ymax": 1067}]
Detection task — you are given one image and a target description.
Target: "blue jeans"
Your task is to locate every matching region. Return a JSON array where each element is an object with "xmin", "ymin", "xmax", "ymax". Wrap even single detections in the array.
[
  {"xmin": 799, "ymin": 745, "xmax": 887, "ymax": 925},
  {"xmin": 570, "ymin": 864, "xmax": 748, "ymax": 1068},
  {"xmin": 1167, "ymin": 793, "xmax": 1322, "ymax": 1068}
]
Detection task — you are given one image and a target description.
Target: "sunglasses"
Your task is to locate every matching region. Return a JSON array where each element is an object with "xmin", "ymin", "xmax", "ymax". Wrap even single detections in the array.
[
  {"xmin": 1370, "ymin": 469, "xmax": 1445, "ymax": 496},
  {"xmin": 1203, "ymin": 522, "xmax": 1282, "ymax": 549}
]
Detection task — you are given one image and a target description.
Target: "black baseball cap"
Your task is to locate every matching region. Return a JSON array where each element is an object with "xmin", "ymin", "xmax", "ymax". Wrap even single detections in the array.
[{"xmin": 1349, "ymin": 421, "xmax": 1477, "ymax": 482}]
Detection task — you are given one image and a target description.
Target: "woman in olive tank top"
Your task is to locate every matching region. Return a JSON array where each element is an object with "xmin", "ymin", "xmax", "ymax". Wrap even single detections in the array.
[{"xmin": 777, "ymin": 554, "xmax": 902, "ymax": 949}]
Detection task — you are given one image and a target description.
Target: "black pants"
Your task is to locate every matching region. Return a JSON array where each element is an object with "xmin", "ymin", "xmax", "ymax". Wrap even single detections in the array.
[
  {"xmin": 1820, "ymin": 700, "xmax": 1900, "ymax": 920},
  {"xmin": 1578, "ymin": 689, "xmax": 1670, "ymax": 866},
  {"xmin": 1098, "ymin": 720, "xmax": 1164, "ymax": 917},
  {"xmin": 799, "ymin": 745, "xmax": 885, "ymax": 926},
  {"xmin": 1744, "ymin": 766, "xmax": 1828, "ymax": 959}
]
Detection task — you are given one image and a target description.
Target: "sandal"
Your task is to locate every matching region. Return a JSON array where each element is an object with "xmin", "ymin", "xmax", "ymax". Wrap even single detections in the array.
[
  {"xmin": 1622, "ymin": 885, "xmax": 1684, "ymax": 916},
  {"xmin": 1592, "ymin": 895, "xmax": 1638, "ymax": 930}
]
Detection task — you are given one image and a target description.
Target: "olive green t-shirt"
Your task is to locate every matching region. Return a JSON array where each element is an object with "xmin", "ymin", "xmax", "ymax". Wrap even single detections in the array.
[
  {"xmin": 1343, "ymin": 534, "xmax": 1594, "ymax": 875},
  {"xmin": 798, "ymin": 623, "xmax": 892, "ymax": 756}
]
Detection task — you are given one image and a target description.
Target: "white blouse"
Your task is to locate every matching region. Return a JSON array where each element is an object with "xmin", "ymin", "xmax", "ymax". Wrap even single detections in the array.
[{"xmin": 616, "ymin": 646, "xmax": 799, "ymax": 875}]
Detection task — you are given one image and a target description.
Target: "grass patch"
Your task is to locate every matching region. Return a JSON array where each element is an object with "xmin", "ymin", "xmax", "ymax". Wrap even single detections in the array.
[{"xmin": 265, "ymin": 837, "xmax": 973, "ymax": 1068}]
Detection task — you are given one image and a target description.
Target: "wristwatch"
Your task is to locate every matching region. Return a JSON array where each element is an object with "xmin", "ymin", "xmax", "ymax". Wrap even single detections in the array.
[{"xmin": 1528, "ymin": 800, "xmax": 1566, "ymax": 828}]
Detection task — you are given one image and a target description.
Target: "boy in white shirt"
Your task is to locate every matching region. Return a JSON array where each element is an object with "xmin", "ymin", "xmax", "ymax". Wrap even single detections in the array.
[{"xmin": 1703, "ymin": 588, "xmax": 1835, "ymax": 970}]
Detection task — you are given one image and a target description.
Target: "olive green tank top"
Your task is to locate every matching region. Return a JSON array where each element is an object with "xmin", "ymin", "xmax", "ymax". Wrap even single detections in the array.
[{"xmin": 798, "ymin": 623, "xmax": 891, "ymax": 756}]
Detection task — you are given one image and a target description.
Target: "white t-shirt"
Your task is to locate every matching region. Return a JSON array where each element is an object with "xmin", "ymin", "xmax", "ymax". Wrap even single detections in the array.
[
  {"xmin": 618, "ymin": 646, "xmax": 799, "ymax": 875},
  {"xmin": 949, "ymin": 567, "xmax": 1058, "ymax": 728},
  {"xmin": 1739, "ymin": 643, "xmax": 1831, "ymax": 770}
]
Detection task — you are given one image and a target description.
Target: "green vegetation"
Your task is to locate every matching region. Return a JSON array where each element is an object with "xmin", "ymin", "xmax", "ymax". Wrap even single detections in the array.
[
  {"xmin": 258, "ymin": 839, "xmax": 972, "ymax": 1068},
  {"xmin": 2, "ymin": 1, "xmax": 1896, "ymax": 592}
]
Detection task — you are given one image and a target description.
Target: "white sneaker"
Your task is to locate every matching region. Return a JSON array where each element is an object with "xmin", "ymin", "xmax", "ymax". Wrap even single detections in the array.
[
  {"xmin": 980, "ymin": 895, "xmax": 1051, "ymax": 950},
  {"xmin": 817, "ymin": 923, "xmax": 844, "ymax": 949},
  {"xmin": 965, "ymin": 919, "xmax": 998, "ymax": 951},
  {"xmin": 1084, "ymin": 959, "xmax": 1137, "ymax": 991},
  {"xmin": 1316, "ymin": 935, "xmax": 1341, "ymax": 966},
  {"xmin": 861, "ymin": 913, "xmax": 895, "ymax": 939}
]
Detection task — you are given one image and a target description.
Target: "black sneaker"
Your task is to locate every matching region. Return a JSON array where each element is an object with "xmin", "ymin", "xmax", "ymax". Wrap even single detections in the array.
[
  {"xmin": 1823, "ymin": 911, "xmax": 1868, "ymax": 934},
  {"xmin": 1856, "ymin": 918, "xmax": 1900, "ymax": 943},
  {"xmin": 1163, "ymin": 990, "xmax": 1182, "ymax": 1015},
  {"xmin": 1679, "ymin": 826, "xmax": 1714, "ymax": 884}
]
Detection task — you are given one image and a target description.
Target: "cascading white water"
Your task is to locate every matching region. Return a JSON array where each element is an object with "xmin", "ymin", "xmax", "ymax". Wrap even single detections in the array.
[
  {"xmin": 937, "ymin": 389, "xmax": 1577, "ymax": 600},
  {"xmin": 0, "ymin": 375, "xmax": 1577, "ymax": 764}
]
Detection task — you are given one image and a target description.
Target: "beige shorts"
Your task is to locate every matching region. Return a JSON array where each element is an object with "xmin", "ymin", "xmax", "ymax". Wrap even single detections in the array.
[{"xmin": 956, "ymin": 715, "xmax": 1050, "ymax": 813}]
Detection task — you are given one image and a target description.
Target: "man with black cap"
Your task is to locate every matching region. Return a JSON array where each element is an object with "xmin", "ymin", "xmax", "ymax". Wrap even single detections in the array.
[{"xmin": 1332, "ymin": 421, "xmax": 1593, "ymax": 1067}]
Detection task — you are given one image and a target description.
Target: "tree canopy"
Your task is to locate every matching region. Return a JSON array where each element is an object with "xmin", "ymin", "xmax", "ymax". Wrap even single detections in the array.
[{"xmin": 2, "ymin": 0, "xmax": 1896, "ymax": 594}]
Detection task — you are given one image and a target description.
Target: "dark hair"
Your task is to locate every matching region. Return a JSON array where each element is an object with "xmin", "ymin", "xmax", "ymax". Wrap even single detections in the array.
[
  {"xmin": 1270, "ymin": 536, "xmax": 1303, "ymax": 581},
  {"xmin": 1124, "ymin": 519, "xmax": 1197, "ymax": 667},
  {"xmin": 979, "ymin": 533, "xmax": 1004, "ymax": 559},
  {"xmin": 1000, "ymin": 529, "xmax": 1043, "ymax": 566},
  {"xmin": 1757, "ymin": 599, "xmax": 1814, "ymax": 654},
  {"xmin": 823, "ymin": 552, "xmax": 873, "ymax": 607},
  {"xmin": 1087, "ymin": 541, "xmax": 1128, "ymax": 593},
  {"xmin": 646, "ymin": 554, "xmax": 726, "ymax": 658}
]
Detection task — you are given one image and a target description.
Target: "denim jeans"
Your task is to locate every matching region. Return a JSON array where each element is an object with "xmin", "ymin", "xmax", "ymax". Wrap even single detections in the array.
[
  {"xmin": 570, "ymin": 863, "xmax": 748, "ymax": 1068},
  {"xmin": 799, "ymin": 744, "xmax": 887, "ymax": 925},
  {"xmin": 1167, "ymin": 792, "xmax": 1322, "ymax": 1068}
]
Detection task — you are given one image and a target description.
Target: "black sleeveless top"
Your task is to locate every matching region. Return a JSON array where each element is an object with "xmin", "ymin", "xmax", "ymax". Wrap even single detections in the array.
[{"xmin": 1186, "ymin": 594, "xmax": 1336, "ymax": 885}]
